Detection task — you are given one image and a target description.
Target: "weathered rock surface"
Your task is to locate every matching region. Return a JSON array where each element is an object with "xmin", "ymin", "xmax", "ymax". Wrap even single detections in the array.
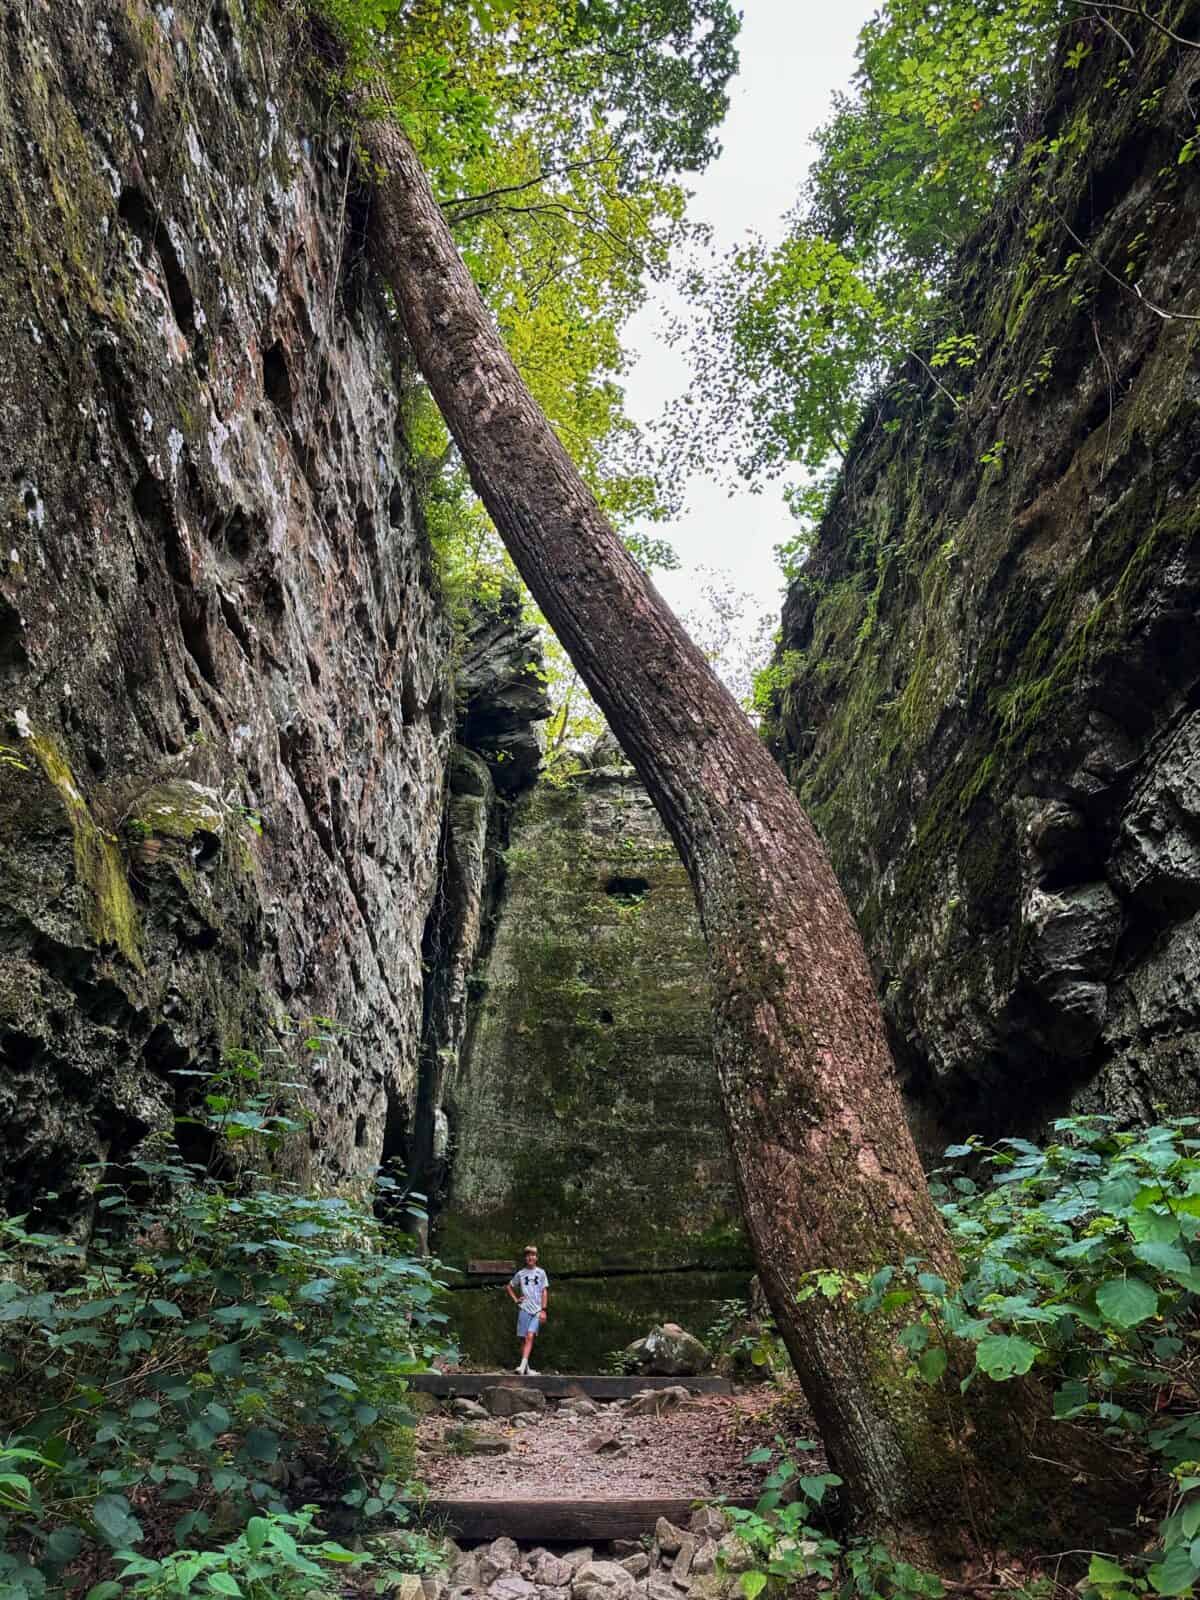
[
  {"xmin": 439, "ymin": 767, "xmax": 748, "ymax": 1366},
  {"xmin": 478, "ymin": 1539, "xmax": 521, "ymax": 1585},
  {"xmin": 0, "ymin": 0, "xmax": 466, "ymax": 1208},
  {"xmin": 0, "ymin": 0, "xmax": 549, "ymax": 1218},
  {"xmin": 572, "ymin": 1562, "xmax": 636, "ymax": 1600},
  {"xmin": 623, "ymin": 1325, "xmax": 712, "ymax": 1377},
  {"xmin": 408, "ymin": 592, "xmax": 548, "ymax": 1222},
  {"xmin": 765, "ymin": 24, "xmax": 1200, "ymax": 1137},
  {"xmin": 445, "ymin": 1425, "xmax": 510, "ymax": 1456},
  {"xmin": 482, "ymin": 1384, "xmax": 548, "ymax": 1417}
]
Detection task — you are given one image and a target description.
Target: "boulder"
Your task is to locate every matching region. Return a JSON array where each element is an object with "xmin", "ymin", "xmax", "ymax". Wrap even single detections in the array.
[
  {"xmin": 715, "ymin": 1535, "xmax": 754, "ymax": 1575},
  {"xmin": 451, "ymin": 1398, "xmax": 491, "ymax": 1421},
  {"xmin": 624, "ymin": 1386, "xmax": 690, "ymax": 1417},
  {"xmin": 559, "ymin": 1397, "xmax": 600, "ymax": 1419},
  {"xmin": 572, "ymin": 1561, "xmax": 636, "ymax": 1600},
  {"xmin": 689, "ymin": 1508, "xmax": 727, "ymax": 1541},
  {"xmin": 654, "ymin": 1518, "xmax": 686, "ymax": 1556},
  {"xmin": 621, "ymin": 1324, "xmax": 712, "ymax": 1377},
  {"xmin": 478, "ymin": 1539, "xmax": 521, "ymax": 1586},
  {"xmin": 483, "ymin": 1385, "xmax": 549, "ymax": 1417},
  {"xmin": 671, "ymin": 1536, "xmax": 696, "ymax": 1587},
  {"xmin": 393, "ymin": 1578, "xmax": 425, "ymax": 1600},
  {"xmin": 687, "ymin": 1576, "xmax": 742, "ymax": 1600},
  {"xmin": 446, "ymin": 1425, "xmax": 511, "ymax": 1456},
  {"xmin": 451, "ymin": 1552, "xmax": 482, "ymax": 1590},
  {"xmin": 529, "ymin": 1553, "xmax": 573, "ymax": 1588},
  {"xmin": 619, "ymin": 1554, "xmax": 650, "ymax": 1578},
  {"xmin": 690, "ymin": 1543, "xmax": 717, "ymax": 1577},
  {"xmin": 561, "ymin": 1549, "xmax": 594, "ymax": 1575},
  {"xmin": 584, "ymin": 1431, "xmax": 632, "ymax": 1454},
  {"xmin": 422, "ymin": 1577, "xmax": 451, "ymax": 1600},
  {"xmin": 488, "ymin": 1579, "xmax": 536, "ymax": 1600}
]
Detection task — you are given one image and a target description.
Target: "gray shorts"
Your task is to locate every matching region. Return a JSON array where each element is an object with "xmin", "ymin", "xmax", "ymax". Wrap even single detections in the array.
[{"xmin": 517, "ymin": 1309, "xmax": 541, "ymax": 1337}]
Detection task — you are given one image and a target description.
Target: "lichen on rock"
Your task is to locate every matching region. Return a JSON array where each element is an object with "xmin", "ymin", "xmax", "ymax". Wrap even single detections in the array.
[{"xmin": 762, "ymin": 26, "xmax": 1200, "ymax": 1139}]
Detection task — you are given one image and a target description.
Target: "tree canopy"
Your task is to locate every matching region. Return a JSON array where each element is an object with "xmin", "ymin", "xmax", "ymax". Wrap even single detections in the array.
[
  {"xmin": 664, "ymin": 0, "xmax": 1066, "ymax": 573},
  {"xmin": 313, "ymin": 0, "xmax": 740, "ymax": 607}
]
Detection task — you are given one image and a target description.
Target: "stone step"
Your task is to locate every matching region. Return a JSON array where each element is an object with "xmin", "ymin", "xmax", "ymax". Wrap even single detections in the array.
[
  {"xmin": 404, "ymin": 1496, "xmax": 758, "ymax": 1542},
  {"xmin": 408, "ymin": 1372, "xmax": 732, "ymax": 1400}
]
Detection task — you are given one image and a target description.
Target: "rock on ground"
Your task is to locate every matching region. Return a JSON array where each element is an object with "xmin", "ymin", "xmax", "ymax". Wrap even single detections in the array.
[{"xmin": 622, "ymin": 1325, "xmax": 712, "ymax": 1377}]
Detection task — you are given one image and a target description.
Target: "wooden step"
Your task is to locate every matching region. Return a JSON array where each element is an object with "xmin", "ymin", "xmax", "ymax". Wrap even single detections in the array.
[
  {"xmin": 408, "ymin": 1372, "xmax": 732, "ymax": 1400},
  {"xmin": 406, "ymin": 1496, "xmax": 758, "ymax": 1542}
]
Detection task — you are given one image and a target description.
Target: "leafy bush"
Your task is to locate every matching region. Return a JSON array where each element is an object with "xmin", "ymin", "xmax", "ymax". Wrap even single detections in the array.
[
  {"xmin": 0, "ymin": 1055, "xmax": 454, "ymax": 1598},
  {"xmin": 719, "ymin": 1437, "xmax": 942, "ymax": 1600},
  {"xmin": 841, "ymin": 1116, "xmax": 1200, "ymax": 1597},
  {"xmin": 704, "ymin": 1298, "xmax": 786, "ymax": 1382}
]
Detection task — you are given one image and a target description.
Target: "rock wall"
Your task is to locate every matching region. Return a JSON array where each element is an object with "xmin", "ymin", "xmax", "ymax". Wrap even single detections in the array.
[
  {"xmin": 0, "ymin": 0, "xmax": 457, "ymax": 1209},
  {"xmin": 437, "ymin": 761, "xmax": 747, "ymax": 1367},
  {"xmin": 765, "ymin": 17, "xmax": 1200, "ymax": 1140}
]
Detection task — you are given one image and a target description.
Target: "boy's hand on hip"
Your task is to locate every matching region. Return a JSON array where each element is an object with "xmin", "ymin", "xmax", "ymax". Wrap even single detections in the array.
[{"xmin": 539, "ymin": 1311, "xmax": 547, "ymax": 1321}]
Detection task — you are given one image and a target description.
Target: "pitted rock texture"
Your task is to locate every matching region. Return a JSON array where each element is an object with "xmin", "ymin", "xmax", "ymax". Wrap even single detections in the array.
[
  {"xmin": 438, "ymin": 767, "xmax": 747, "ymax": 1367},
  {"xmin": 408, "ymin": 593, "xmax": 549, "ymax": 1227},
  {"xmin": 0, "ymin": 0, "xmax": 453, "ymax": 1208},
  {"xmin": 765, "ymin": 23, "xmax": 1200, "ymax": 1138}
]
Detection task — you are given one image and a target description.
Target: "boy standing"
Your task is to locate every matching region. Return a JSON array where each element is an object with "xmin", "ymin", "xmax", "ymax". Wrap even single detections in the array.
[{"xmin": 507, "ymin": 1244, "xmax": 549, "ymax": 1375}]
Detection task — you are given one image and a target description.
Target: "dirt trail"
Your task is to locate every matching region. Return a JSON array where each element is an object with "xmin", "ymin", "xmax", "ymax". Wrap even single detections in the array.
[{"xmin": 418, "ymin": 1391, "xmax": 816, "ymax": 1501}]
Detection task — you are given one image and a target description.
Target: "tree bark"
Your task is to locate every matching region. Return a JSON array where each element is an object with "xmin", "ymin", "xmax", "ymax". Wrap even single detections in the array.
[{"xmin": 360, "ymin": 120, "xmax": 1072, "ymax": 1543}]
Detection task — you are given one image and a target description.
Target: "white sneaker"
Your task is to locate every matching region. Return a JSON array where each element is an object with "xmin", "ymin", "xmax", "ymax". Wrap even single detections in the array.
[
  {"xmin": 524, "ymin": 1366, "xmax": 539, "ymax": 1376},
  {"xmin": 515, "ymin": 1362, "xmax": 526, "ymax": 1374}
]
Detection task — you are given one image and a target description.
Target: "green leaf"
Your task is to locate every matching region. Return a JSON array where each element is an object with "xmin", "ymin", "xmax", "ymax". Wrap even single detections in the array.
[
  {"xmin": 85, "ymin": 1585, "xmax": 123, "ymax": 1600},
  {"xmin": 918, "ymin": 1346, "xmax": 948, "ymax": 1385},
  {"xmin": 208, "ymin": 1342, "xmax": 243, "ymax": 1377},
  {"xmin": 974, "ymin": 1334, "xmax": 1037, "ymax": 1380},
  {"xmin": 1132, "ymin": 1211, "xmax": 1184, "ymax": 1246},
  {"xmin": 1096, "ymin": 1277, "xmax": 1159, "ymax": 1329},
  {"xmin": 93, "ymin": 1493, "xmax": 143, "ymax": 1548},
  {"xmin": 207, "ymin": 1574, "xmax": 243, "ymax": 1597},
  {"xmin": 740, "ymin": 1572, "xmax": 767, "ymax": 1600},
  {"xmin": 1054, "ymin": 1378, "xmax": 1089, "ymax": 1417},
  {"xmin": 150, "ymin": 1299, "xmax": 183, "ymax": 1320},
  {"xmin": 1089, "ymin": 1556, "xmax": 1135, "ymax": 1586},
  {"xmin": 1149, "ymin": 1545, "xmax": 1198, "ymax": 1596},
  {"xmin": 245, "ymin": 1517, "xmax": 269, "ymax": 1555},
  {"xmin": 45, "ymin": 1527, "xmax": 83, "ymax": 1564},
  {"xmin": 1134, "ymin": 1241, "xmax": 1192, "ymax": 1273},
  {"xmin": 244, "ymin": 1427, "xmax": 279, "ymax": 1463}
]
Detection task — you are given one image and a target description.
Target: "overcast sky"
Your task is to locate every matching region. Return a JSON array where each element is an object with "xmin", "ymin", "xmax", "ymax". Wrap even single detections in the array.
[{"xmin": 623, "ymin": 0, "xmax": 877, "ymax": 624}]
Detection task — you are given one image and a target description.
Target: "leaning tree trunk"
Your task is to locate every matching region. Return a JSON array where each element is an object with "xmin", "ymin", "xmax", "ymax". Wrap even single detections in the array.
[{"xmin": 361, "ymin": 121, "xmax": 1079, "ymax": 1544}]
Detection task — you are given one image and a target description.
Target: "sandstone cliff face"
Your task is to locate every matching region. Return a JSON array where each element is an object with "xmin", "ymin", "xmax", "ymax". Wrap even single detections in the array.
[
  {"xmin": 0, "ymin": 0, "xmax": 456, "ymax": 1208},
  {"xmin": 766, "ymin": 22, "xmax": 1200, "ymax": 1139},
  {"xmin": 437, "ymin": 760, "xmax": 746, "ymax": 1367}
]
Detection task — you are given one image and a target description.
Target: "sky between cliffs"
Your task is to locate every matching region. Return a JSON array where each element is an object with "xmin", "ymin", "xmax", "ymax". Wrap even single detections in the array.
[{"xmin": 626, "ymin": 0, "xmax": 877, "ymax": 626}]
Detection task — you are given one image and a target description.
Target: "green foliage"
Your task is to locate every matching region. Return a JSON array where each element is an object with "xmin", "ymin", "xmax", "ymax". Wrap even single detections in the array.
[
  {"xmin": 704, "ymin": 1299, "xmax": 787, "ymax": 1382},
  {"xmin": 0, "ymin": 1054, "xmax": 454, "ymax": 1598},
  {"xmin": 106, "ymin": 1506, "xmax": 364, "ymax": 1600},
  {"xmin": 719, "ymin": 1439, "xmax": 942, "ymax": 1600},
  {"xmin": 856, "ymin": 1116, "xmax": 1200, "ymax": 1595},
  {"xmin": 667, "ymin": 0, "xmax": 1066, "ymax": 560},
  {"xmin": 312, "ymin": 0, "xmax": 737, "ymax": 612}
]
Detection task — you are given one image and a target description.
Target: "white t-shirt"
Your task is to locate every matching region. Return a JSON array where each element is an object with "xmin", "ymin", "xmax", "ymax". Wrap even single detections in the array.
[{"xmin": 510, "ymin": 1266, "xmax": 549, "ymax": 1314}]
